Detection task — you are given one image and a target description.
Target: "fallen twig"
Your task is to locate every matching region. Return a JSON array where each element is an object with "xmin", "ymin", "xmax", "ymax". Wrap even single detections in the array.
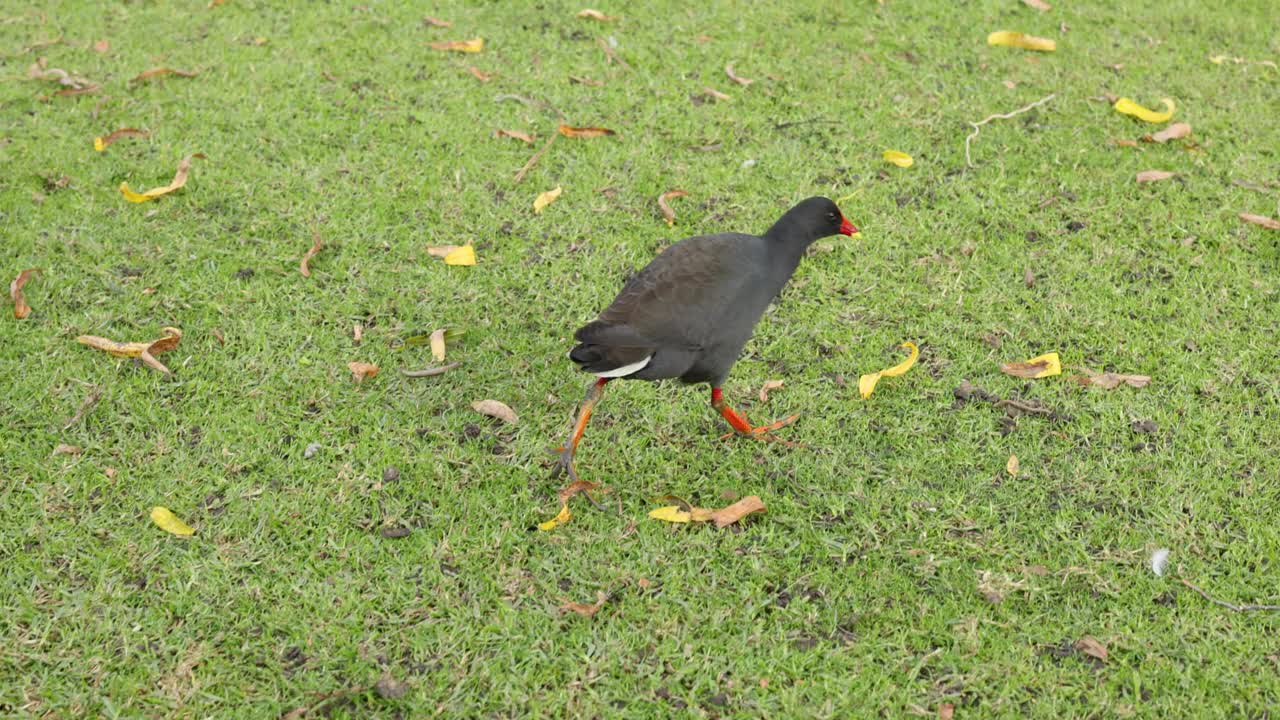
[
  {"xmin": 995, "ymin": 398, "xmax": 1054, "ymax": 416},
  {"xmin": 596, "ymin": 36, "xmax": 630, "ymax": 71},
  {"xmin": 1179, "ymin": 578, "xmax": 1280, "ymax": 613},
  {"xmin": 964, "ymin": 93, "xmax": 1056, "ymax": 168},
  {"xmin": 514, "ymin": 133, "xmax": 557, "ymax": 184},
  {"xmin": 400, "ymin": 362, "xmax": 460, "ymax": 378},
  {"xmin": 63, "ymin": 387, "xmax": 103, "ymax": 430}
]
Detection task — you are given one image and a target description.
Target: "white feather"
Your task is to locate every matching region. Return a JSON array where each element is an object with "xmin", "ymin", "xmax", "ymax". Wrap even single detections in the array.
[
  {"xmin": 593, "ymin": 354, "xmax": 653, "ymax": 378},
  {"xmin": 1150, "ymin": 548, "xmax": 1170, "ymax": 577}
]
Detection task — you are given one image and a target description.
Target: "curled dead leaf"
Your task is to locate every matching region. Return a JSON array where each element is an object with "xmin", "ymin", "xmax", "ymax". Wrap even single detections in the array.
[
  {"xmin": 1075, "ymin": 636, "xmax": 1108, "ymax": 662},
  {"xmin": 701, "ymin": 87, "xmax": 731, "ymax": 102},
  {"xmin": 1021, "ymin": 0, "xmax": 1051, "ymax": 10},
  {"xmin": 649, "ymin": 495, "xmax": 766, "ymax": 528},
  {"xmin": 467, "ymin": 66, "xmax": 493, "ymax": 82},
  {"xmin": 533, "ymin": 186, "xmax": 563, "ymax": 214},
  {"xmin": 150, "ymin": 506, "xmax": 195, "ymax": 537},
  {"xmin": 422, "ymin": 16, "xmax": 451, "ymax": 27},
  {"xmin": 471, "ymin": 399, "xmax": 517, "ymax": 424},
  {"xmin": 11, "ymin": 268, "xmax": 39, "ymax": 319},
  {"xmin": 568, "ymin": 75, "xmax": 603, "ymax": 86},
  {"xmin": 558, "ymin": 124, "xmax": 616, "ymax": 138},
  {"xmin": 724, "ymin": 64, "xmax": 753, "ymax": 86},
  {"xmin": 119, "ymin": 153, "xmax": 206, "ymax": 203},
  {"xmin": 1114, "ymin": 97, "xmax": 1174, "ymax": 123},
  {"xmin": 494, "ymin": 129, "xmax": 534, "ymax": 144},
  {"xmin": 938, "ymin": 704, "xmax": 956, "ymax": 720},
  {"xmin": 429, "ymin": 38, "xmax": 483, "ymax": 53},
  {"xmin": 300, "ymin": 230, "xmax": 322, "ymax": 277},
  {"xmin": 1239, "ymin": 213, "xmax": 1280, "ymax": 230},
  {"xmin": 348, "ymin": 361, "xmax": 379, "ymax": 383},
  {"xmin": 576, "ymin": 9, "xmax": 617, "ymax": 21},
  {"xmin": 94, "ymin": 127, "xmax": 148, "ymax": 152},
  {"xmin": 1000, "ymin": 352, "xmax": 1061, "ymax": 378},
  {"xmin": 560, "ymin": 590, "xmax": 608, "ymax": 617},
  {"xmin": 557, "ymin": 480, "xmax": 606, "ymax": 505},
  {"xmin": 538, "ymin": 504, "xmax": 571, "ymax": 531},
  {"xmin": 883, "ymin": 149, "xmax": 914, "ymax": 168},
  {"xmin": 758, "ymin": 379, "xmax": 784, "ymax": 403},
  {"xmin": 657, "ymin": 189, "xmax": 688, "ymax": 226},
  {"xmin": 429, "ymin": 329, "xmax": 447, "ymax": 362},
  {"xmin": 1144, "ymin": 122, "xmax": 1191, "ymax": 143},
  {"xmin": 987, "ymin": 31, "xmax": 1056, "ymax": 51},
  {"xmin": 427, "ymin": 245, "xmax": 460, "ymax": 258},
  {"xmin": 1136, "ymin": 170, "xmax": 1175, "ymax": 183},
  {"xmin": 131, "ymin": 67, "xmax": 199, "ymax": 83},
  {"xmin": 27, "ymin": 60, "xmax": 94, "ymax": 89},
  {"xmin": 77, "ymin": 327, "xmax": 182, "ymax": 374},
  {"xmin": 1006, "ymin": 454, "xmax": 1020, "ymax": 477},
  {"xmin": 859, "ymin": 341, "xmax": 919, "ymax": 398},
  {"xmin": 1111, "ymin": 138, "xmax": 1139, "ymax": 147}
]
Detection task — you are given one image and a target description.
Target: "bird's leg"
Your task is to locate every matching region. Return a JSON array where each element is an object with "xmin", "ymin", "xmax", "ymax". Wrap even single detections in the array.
[
  {"xmin": 711, "ymin": 387, "xmax": 800, "ymax": 444},
  {"xmin": 552, "ymin": 378, "xmax": 609, "ymax": 482}
]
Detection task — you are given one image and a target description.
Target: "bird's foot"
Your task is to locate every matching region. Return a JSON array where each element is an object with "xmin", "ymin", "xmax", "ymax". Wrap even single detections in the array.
[{"xmin": 719, "ymin": 413, "xmax": 802, "ymax": 446}]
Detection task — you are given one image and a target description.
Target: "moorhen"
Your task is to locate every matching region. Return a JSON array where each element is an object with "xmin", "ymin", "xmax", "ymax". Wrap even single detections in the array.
[{"xmin": 555, "ymin": 196, "xmax": 858, "ymax": 482}]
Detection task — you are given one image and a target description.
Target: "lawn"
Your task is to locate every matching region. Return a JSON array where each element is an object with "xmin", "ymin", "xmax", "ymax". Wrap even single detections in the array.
[{"xmin": 3, "ymin": 0, "xmax": 1280, "ymax": 717}]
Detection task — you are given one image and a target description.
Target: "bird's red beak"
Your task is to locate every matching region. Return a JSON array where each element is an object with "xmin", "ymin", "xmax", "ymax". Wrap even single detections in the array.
[{"xmin": 839, "ymin": 216, "xmax": 859, "ymax": 237}]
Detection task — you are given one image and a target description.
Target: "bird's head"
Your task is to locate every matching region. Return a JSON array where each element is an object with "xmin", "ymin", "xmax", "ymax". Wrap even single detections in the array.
[{"xmin": 772, "ymin": 196, "xmax": 859, "ymax": 243}]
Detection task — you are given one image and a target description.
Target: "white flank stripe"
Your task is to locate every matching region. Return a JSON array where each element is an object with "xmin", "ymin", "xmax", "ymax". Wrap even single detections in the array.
[{"xmin": 593, "ymin": 355, "xmax": 653, "ymax": 378}]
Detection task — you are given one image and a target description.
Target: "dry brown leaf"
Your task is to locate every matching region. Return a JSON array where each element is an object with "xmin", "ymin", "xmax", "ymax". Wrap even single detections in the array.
[
  {"xmin": 1022, "ymin": 0, "xmax": 1051, "ymax": 10},
  {"xmin": 560, "ymin": 590, "xmax": 608, "ymax": 617},
  {"xmin": 52, "ymin": 443, "xmax": 82, "ymax": 456},
  {"xmin": 348, "ymin": 361, "xmax": 379, "ymax": 383},
  {"xmin": 93, "ymin": 39, "xmax": 110, "ymax": 53},
  {"xmin": 422, "ymin": 16, "xmax": 452, "ymax": 27},
  {"xmin": 707, "ymin": 495, "xmax": 766, "ymax": 528},
  {"xmin": 557, "ymin": 480, "xmax": 603, "ymax": 505},
  {"xmin": 27, "ymin": 60, "xmax": 94, "ymax": 89},
  {"xmin": 77, "ymin": 327, "xmax": 182, "ymax": 374},
  {"xmin": 1003, "ymin": 79, "xmax": 1018, "ymax": 89},
  {"xmin": 429, "ymin": 38, "xmax": 483, "ymax": 53},
  {"xmin": 300, "ymin": 230, "xmax": 322, "ymax": 277},
  {"xmin": 1074, "ymin": 368, "xmax": 1151, "ymax": 389},
  {"xmin": 999, "ymin": 352, "xmax": 1061, "ymax": 379},
  {"xmin": 576, "ymin": 9, "xmax": 617, "ymax": 21},
  {"xmin": 131, "ymin": 67, "xmax": 199, "ymax": 83},
  {"xmin": 426, "ymin": 244, "xmax": 461, "ymax": 258},
  {"xmin": 353, "ymin": 323, "xmax": 362, "ymax": 344},
  {"xmin": 120, "ymin": 152, "xmax": 205, "ymax": 202},
  {"xmin": 758, "ymin": 379, "xmax": 784, "ymax": 403},
  {"xmin": 1144, "ymin": 122, "xmax": 1191, "ymax": 143},
  {"xmin": 558, "ymin": 124, "xmax": 616, "ymax": 138},
  {"xmin": 10, "ymin": 268, "xmax": 39, "ymax": 319},
  {"xmin": 400, "ymin": 362, "xmax": 460, "ymax": 378},
  {"xmin": 467, "ymin": 66, "xmax": 494, "ymax": 82},
  {"xmin": 471, "ymin": 399, "xmax": 518, "ymax": 424},
  {"xmin": 494, "ymin": 128, "xmax": 535, "ymax": 144},
  {"xmin": 54, "ymin": 85, "xmax": 101, "ymax": 97},
  {"xmin": 94, "ymin": 127, "xmax": 148, "ymax": 151},
  {"xmin": 1075, "ymin": 636, "xmax": 1108, "ymax": 662},
  {"xmin": 1239, "ymin": 213, "xmax": 1280, "ymax": 230},
  {"xmin": 568, "ymin": 74, "xmax": 603, "ymax": 86},
  {"xmin": 657, "ymin": 189, "xmax": 688, "ymax": 226},
  {"xmin": 1136, "ymin": 170, "xmax": 1176, "ymax": 183},
  {"xmin": 1111, "ymin": 138, "xmax": 1138, "ymax": 148},
  {"xmin": 701, "ymin": 86, "xmax": 731, "ymax": 102},
  {"xmin": 725, "ymin": 64, "xmax": 754, "ymax": 86},
  {"xmin": 1006, "ymin": 454, "xmax": 1020, "ymax": 477},
  {"xmin": 429, "ymin": 329, "xmax": 447, "ymax": 362}
]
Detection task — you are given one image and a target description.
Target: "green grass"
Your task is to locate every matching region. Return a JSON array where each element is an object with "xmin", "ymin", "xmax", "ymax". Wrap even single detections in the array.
[{"xmin": 3, "ymin": 0, "xmax": 1280, "ymax": 716}]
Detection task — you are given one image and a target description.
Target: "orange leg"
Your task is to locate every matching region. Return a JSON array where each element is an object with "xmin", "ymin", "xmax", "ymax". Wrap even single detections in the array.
[
  {"xmin": 553, "ymin": 378, "xmax": 608, "ymax": 482},
  {"xmin": 711, "ymin": 387, "xmax": 800, "ymax": 444}
]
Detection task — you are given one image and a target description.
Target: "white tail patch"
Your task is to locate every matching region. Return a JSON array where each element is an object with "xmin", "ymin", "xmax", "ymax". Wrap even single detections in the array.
[{"xmin": 593, "ymin": 354, "xmax": 653, "ymax": 378}]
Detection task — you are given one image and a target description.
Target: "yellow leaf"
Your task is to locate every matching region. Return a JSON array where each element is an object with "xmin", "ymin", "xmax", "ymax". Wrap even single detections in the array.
[
  {"xmin": 94, "ymin": 137, "xmax": 105, "ymax": 151},
  {"xmin": 538, "ymin": 504, "xmax": 571, "ymax": 531},
  {"xmin": 987, "ymin": 31, "xmax": 1056, "ymax": 52},
  {"xmin": 119, "ymin": 153, "xmax": 205, "ymax": 203},
  {"xmin": 443, "ymin": 244, "xmax": 476, "ymax": 266},
  {"xmin": 999, "ymin": 352, "xmax": 1061, "ymax": 379},
  {"xmin": 429, "ymin": 38, "xmax": 483, "ymax": 53},
  {"xmin": 77, "ymin": 327, "xmax": 182, "ymax": 373},
  {"xmin": 1006, "ymin": 454, "xmax": 1020, "ymax": 477},
  {"xmin": 1113, "ymin": 97, "xmax": 1174, "ymax": 123},
  {"xmin": 558, "ymin": 125, "xmax": 616, "ymax": 138},
  {"xmin": 882, "ymin": 150, "xmax": 914, "ymax": 168},
  {"xmin": 1208, "ymin": 55, "xmax": 1228, "ymax": 65},
  {"xmin": 533, "ymin": 186, "xmax": 563, "ymax": 214},
  {"xmin": 648, "ymin": 506, "xmax": 692, "ymax": 523},
  {"xmin": 858, "ymin": 341, "xmax": 919, "ymax": 399},
  {"xmin": 150, "ymin": 506, "xmax": 195, "ymax": 537}
]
